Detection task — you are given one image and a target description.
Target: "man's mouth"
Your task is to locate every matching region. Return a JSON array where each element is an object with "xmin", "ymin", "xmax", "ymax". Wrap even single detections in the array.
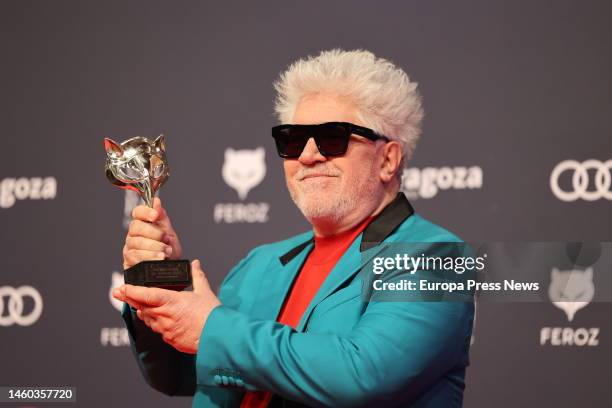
[{"xmin": 300, "ymin": 174, "xmax": 337, "ymax": 181}]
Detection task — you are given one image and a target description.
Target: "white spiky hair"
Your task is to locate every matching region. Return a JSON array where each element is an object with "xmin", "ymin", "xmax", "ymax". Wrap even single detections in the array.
[{"xmin": 274, "ymin": 49, "xmax": 424, "ymax": 164}]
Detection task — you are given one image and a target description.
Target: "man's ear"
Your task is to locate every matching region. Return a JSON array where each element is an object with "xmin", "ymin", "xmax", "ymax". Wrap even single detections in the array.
[{"xmin": 380, "ymin": 141, "xmax": 402, "ymax": 183}]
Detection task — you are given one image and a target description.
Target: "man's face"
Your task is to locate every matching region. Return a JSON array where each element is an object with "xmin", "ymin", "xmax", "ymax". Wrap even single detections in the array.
[{"xmin": 284, "ymin": 93, "xmax": 385, "ymax": 224}]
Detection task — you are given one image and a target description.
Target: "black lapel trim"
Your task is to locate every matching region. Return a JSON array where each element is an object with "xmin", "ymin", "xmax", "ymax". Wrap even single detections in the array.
[
  {"xmin": 278, "ymin": 193, "xmax": 414, "ymax": 264},
  {"xmin": 279, "ymin": 239, "xmax": 313, "ymax": 266},
  {"xmin": 360, "ymin": 192, "xmax": 414, "ymax": 251}
]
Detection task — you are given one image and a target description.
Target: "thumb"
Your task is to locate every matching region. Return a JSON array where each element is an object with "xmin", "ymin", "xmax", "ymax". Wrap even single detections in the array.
[
  {"xmin": 152, "ymin": 197, "xmax": 165, "ymax": 217},
  {"xmin": 191, "ymin": 259, "xmax": 212, "ymax": 294},
  {"xmin": 153, "ymin": 196, "xmax": 163, "ymax": 210},
  {"xmin": 153, "ymin": 197, "xmax": 173, "ymax": 230}
]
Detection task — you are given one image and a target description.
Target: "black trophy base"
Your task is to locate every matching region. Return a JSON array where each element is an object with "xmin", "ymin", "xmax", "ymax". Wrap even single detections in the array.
[{"xmin": 124, "ymin": 259, "xmax": 192, "ymax": 291}]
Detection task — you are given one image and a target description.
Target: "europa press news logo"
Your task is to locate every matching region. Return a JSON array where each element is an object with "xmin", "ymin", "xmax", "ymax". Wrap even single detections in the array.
[
  {"xmin": 540, "ymin": 267, "xmax": 599, "ymax": 347},
  {"xmin": 401, "ymin": 166, "xmax": 483, "ymax": 199},
  {"xmin": 0, "ymin": 177, "xmax": 57, "ymax": 208},
  {"xmin": 550, "ymin": 159, "xmax": 612, "ymax": 202},
  {"xmin": 0, "ymin": 285, "xmax": 43, "ymax": 327},
  {"xmin": 214, "ymin": 147, "xmax": 269, "ymax": 223}
]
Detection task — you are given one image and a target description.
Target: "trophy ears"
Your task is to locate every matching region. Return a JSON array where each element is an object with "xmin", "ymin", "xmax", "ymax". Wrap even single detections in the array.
[
  {"xmin": 154, "ymin": 134, "xmax": 166, "ymax": 151},
  {"xmin": 104, "ymin": 138, "xmax": 123, "ymax": 157}
]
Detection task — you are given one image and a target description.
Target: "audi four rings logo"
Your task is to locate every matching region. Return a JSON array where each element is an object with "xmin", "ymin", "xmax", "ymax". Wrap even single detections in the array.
[
  {"xmin": 550, "ymin": 159, "xmax": 612, "ymax": 202},
  {"xmin": 0, "ymin": 286, "xmax": 43, "ymax": 327}
]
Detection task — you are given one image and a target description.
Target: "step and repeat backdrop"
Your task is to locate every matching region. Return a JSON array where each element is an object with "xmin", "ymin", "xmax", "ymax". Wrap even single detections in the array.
[{"xmin": 1, "ymin": 1, "xmax": 610, "ymax": 407}]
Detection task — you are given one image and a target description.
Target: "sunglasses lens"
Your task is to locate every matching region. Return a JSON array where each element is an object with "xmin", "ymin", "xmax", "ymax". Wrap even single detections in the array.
[
  {"xmin": 317, "ymin": 124, "xmax": 349, "ymax": 156},
  {"xmin": 272, "ymin": 123, "xmax": 351, "ymax": 158},
  {"xmin": 273, "ymin": 127, "xmax": 309, "ymax": 158}
]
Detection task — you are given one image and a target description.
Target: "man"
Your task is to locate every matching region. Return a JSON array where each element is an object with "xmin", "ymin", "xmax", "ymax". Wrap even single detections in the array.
[{"xmin": 113, "ymin": 49, "xmax": 474, "ymax": 407}]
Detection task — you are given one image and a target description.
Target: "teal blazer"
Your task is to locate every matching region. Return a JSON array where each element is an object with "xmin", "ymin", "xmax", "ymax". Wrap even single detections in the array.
[{"xmin": 122, "ymin": 193, "xmax": 474, "ymax": 407}]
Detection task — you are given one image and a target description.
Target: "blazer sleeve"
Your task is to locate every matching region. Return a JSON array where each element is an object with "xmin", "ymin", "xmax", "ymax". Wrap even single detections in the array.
[
  {"xmin": 120, "ymin": 247, "xmax": 258, "ymax": 397},
  {"xmin": 194, "ymin": 273, "xmax": 474, "ymax": 407},
  {"xmin": 122, "ymin": 303, "xmax": 196, "ymax": 396}
]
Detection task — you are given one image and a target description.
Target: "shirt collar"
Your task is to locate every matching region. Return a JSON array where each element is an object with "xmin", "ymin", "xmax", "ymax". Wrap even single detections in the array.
[{"xmin": 279, "ymin": 192, "xmax": 414, "ymax": 265}]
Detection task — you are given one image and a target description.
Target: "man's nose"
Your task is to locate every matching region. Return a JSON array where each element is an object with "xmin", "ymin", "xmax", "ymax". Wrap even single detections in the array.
[{"xmin": 298, "ymin": 137, "xmax": 326, "ymax": 165}]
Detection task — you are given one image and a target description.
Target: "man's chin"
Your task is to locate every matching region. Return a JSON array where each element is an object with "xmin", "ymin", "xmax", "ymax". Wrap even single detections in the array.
[
  {"xmin": 293, "ymin": 194, "xmax": 353, "ymax": 221},
  {"xmin": 298, "ymin": 204, "xmax": 336, "ymax": 219}
]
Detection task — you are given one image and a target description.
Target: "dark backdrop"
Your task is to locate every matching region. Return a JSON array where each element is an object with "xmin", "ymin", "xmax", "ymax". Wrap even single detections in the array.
[{"xmin": 1, "ymin": 1, "xmax": 610, "ymax": 407}]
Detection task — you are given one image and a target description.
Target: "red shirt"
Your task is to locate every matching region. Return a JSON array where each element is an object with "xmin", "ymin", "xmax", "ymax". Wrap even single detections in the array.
[{"xmin": 240, "ymin": 216, "xmax": 373, "ymax": 408}]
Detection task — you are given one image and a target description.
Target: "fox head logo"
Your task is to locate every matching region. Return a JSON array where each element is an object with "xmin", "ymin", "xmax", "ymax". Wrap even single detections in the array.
[
  {"xmin": 109, "ymin": 272, "xmax": 124, "ymax": 312},
  {"xmin": 222, "ymin": 147, "xmax": 266, "ymax": 200},
  {"xmin": 548, "ymin": 267, "xmax": 594, "ymax": 322}
]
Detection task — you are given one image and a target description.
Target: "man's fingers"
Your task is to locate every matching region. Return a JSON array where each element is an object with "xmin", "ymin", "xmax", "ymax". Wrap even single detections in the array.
[
  {"xmin": 123, "ymin": 284, "xmax": 173, "ymax": 307},
  {"xmin": 153, "ymin": 197, "xmax": 174, "ymax": 231},
  {"xmin": 113, "ymin": 287, "xmax": 148, "ymax": 310},
  {"xmin": 125, "ymin": 298, "xmax": 147, "ymax": 311},
  {"xmin": 123, "ymin": 220, "xmax": 171, "ymax": 268},
  {"xmin": 148, "ymin": 315, "xmax": 172, "ymax": 332},
  {"xmin": 142, "ymin": 314, "xmax": 155, "ymax": 329},
  {"xmin": 141, "ymin": 304, "xmax": 172, "ymax": 318},
  {"xmin": 137, "ymin": 308, "xmax": 173, "ymax": 335},
  {"xmin": 139, "ymin": 310, "xmax": 159, "ymax": 331},
  {"xmin": 112, "ymin": 286, "xmax": 125, "ymax": 301},
  {"xmin": 123, "ymin": 249, "xmax": 166, "ymax": 269},
  {"xmin": 132, "ymin": 204, "xmax": 159, "ymax": 223},
  {"xmin": 191, "ymin": 259, "xmax": 213, "ymax": 294},
  {"xmin": 127, "ymin": 219, "xmax": 165, "ymax": 241},
  {"xmin": 125, "ymin": 236, "xmax": 172, "ymax": 256}
]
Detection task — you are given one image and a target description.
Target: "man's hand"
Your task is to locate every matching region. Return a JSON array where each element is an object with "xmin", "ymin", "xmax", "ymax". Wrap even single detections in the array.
[
  {"xmin": 123, "ymin": 197, "xmax": 183, "ymax": 269},
  {"xmin": 113, "ymin": 260, "xmax": 221, "ymax": 354}
]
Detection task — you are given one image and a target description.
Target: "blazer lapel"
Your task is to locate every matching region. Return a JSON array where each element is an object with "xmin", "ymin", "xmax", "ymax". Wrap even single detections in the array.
[
  {"xmin": 297, "ymin": 193, "xmax": 415, "ymax": 331},
  {"xmin": 248, "ymin": 240, "xmax": 313, "ymax": 321},
  {"xmin": 250, "ymin": 193, "xmax": 415, "ymax": 328},
  {"xmin": 296, "ymin": 237, "xmax": 364, "ymax": 331}
]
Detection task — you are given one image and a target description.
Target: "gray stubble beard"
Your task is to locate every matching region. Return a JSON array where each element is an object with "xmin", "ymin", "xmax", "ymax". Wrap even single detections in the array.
[{"xmin": 287, "ymin": 173, "xmax": 379, "ymax": 226}]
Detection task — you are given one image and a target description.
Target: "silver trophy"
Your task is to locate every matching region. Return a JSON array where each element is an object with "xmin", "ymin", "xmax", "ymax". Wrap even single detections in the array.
[
  {"xmin": 104, "ymin": 135, "xmax": 191, "ymax": 290},
  {"xmin": 104, "ymin": 135, "xmax": 168, "ymax": 208}
]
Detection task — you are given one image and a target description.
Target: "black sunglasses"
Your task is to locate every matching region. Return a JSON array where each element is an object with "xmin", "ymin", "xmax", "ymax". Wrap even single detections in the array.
[{"xmin": 271, "ymin": 121, "xmax": 390, "ymax": 159}]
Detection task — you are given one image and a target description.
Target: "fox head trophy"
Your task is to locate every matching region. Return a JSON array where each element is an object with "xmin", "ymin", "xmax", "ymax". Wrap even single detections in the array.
[{"xmin": 104, "ymin": 135, "xmax": 169, "ymax": 208}]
